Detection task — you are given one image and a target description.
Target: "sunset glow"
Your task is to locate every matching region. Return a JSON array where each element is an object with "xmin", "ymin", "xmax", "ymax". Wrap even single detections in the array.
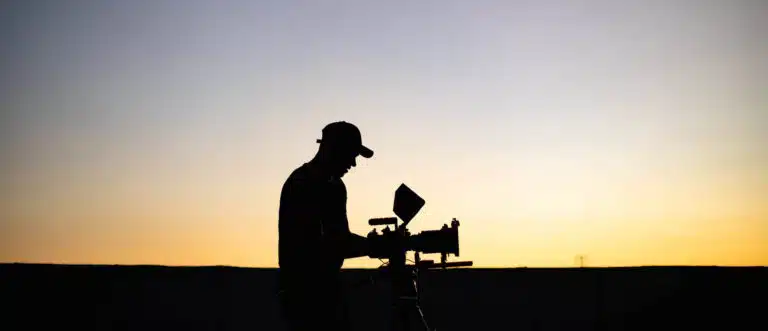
[{"xmin": 2, "ymin": 0, "xmax": 766, "ymax": 268}]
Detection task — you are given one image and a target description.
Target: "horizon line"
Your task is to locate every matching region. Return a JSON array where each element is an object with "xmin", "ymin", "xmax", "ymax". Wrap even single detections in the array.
[{"xmin": 2, "ymin": 262, "xmax": 765, "ymax": 269}]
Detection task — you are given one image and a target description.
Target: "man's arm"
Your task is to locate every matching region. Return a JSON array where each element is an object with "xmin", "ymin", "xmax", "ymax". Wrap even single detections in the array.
[
  {"xmin": 321, "ymin": 213, "xmax": 372, "ymax": 259},
  {"xmin": 320, "ymin": 180, "xmax": 371, "ymax": 259},
  {"xmin": 340, "ymin": 232, "xmax": 371, "ymax": 259}
]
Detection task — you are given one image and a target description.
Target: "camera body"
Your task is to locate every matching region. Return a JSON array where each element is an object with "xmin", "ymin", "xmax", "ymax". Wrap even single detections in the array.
[
  {"xmin": 366, "ymin": 217, "xmax": 461, "ymax": 259},
  {"xmin": 366, "ymin": 184, "xmax": 470, "ymax": 269}
]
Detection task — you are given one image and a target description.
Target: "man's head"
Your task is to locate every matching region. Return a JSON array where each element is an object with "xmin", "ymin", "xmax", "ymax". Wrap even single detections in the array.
[{"xmin": 315, "ymin": 121, "xmax": 373, "ymax": 178}]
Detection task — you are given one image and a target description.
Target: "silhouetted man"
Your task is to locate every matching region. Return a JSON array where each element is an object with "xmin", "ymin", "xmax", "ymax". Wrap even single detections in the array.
[{"xmin": 278, "ymin": 121, "xmax": 374, "ymax": 331}]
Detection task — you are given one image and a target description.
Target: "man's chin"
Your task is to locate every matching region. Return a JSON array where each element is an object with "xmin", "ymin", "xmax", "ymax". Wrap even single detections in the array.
[{"xmin": 329, "ymin": 170, "xmax": 345, "ymax": 179}]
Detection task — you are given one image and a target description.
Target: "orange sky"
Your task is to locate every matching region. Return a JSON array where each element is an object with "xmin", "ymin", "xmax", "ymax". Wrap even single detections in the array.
[{"xmin": 2, "ymin": 0, "xmax": 766, "ymax": 268}]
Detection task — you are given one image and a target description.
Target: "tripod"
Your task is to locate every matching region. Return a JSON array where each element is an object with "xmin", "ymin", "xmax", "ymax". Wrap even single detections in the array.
[
  {"xmin": 371, "ymin": 218, "xmax": 474, "ymax": 331},
  {"xmin": 386, "ymin": 250, "xmax": 433, "ymax": 331}
]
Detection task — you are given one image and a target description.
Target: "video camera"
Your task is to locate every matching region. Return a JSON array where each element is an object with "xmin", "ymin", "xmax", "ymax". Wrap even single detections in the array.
[
  {"xmin": 366, "ymin": 183, "xmax": 472, "ymax": 270},
  {"xmin": 366, "ymin": 184, "xmax": 471, "ymax": 331}
]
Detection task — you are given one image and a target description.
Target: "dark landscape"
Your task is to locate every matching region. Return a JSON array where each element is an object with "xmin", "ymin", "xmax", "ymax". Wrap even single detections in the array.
[{"xmin": 2, "ymin": 263, "xmax": 765, "ymax": 330}]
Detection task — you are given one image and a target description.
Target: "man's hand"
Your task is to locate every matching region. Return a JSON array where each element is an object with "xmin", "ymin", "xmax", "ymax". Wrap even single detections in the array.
[
  {"xmin": 339, "ymin": 232, "xmax": 371, "ymax": 259},
  {"xmin": 323, "ymin": 228, "xmax": 397, "ymax": 260},
  {"xmin": 366, "ymin": 231, "xmax": 400, "ymax": 259}
]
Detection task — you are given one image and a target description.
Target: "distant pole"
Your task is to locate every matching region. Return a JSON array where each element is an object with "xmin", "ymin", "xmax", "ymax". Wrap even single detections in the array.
[{"xmin": 575, "ymin": 255, "xmax": 587, "ymax": 268}]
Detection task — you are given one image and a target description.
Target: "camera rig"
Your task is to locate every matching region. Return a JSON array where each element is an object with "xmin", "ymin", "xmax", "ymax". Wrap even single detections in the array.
[{"xmin": 366, "ymin": 184, "xmax": 472, "ymax": 331}]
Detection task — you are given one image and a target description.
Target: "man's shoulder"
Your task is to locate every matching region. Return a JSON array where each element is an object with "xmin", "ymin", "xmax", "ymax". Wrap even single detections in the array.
[
  {"xmin": 282, "ymin": 163, "xmax": 328, "ymax": 197},
  {"xmin": 281, "ymin": 162, "xmax": 346, "ymax": 195},
  {"xmin": 285, "ymin": 163, "xmax": 308, "ymax": 180},
  {"xmin": 283, "ymin": 163, "xmax": 316, "ymax": 186},
  {"xmin": 279, "ymin": 164, "xmax": 317, "ymax": 212}
]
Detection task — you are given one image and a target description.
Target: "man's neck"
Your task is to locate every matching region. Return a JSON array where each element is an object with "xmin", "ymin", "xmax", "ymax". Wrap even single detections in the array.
[{"xmin": 307, "ymin": 156, "xmax": 337, "ymax": 181}]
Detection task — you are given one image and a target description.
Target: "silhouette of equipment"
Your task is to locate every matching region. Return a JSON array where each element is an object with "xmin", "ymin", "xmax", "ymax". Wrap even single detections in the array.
[{"xmin": 366, "ymin": 184, "xmax": 473, "ymax": 331}]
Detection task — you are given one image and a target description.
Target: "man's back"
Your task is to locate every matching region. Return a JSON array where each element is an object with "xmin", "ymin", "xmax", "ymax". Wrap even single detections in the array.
[
  {"xmin": 277, "ymin": 162, "xmax": 352, "ymax": 330},
  {"xmin": 278, "ymin": 162, "xmax": 349, "ymax": 285}
]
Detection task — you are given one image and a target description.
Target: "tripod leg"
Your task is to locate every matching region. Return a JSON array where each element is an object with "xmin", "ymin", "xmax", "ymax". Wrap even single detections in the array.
[
  {"xmin": 414, "ymin": 303, "xmax": 432, "ymax": 331},
  {"xmin": 399, "ymin": 277, "xmax": 433, "ymax": 331},
  {"xmin": 412, "ymin": 270, "xmax": 433, "ymax": 331},
  {"xmin": 395, "ymin": 297, "xmax": 433, "ymax": 331}
]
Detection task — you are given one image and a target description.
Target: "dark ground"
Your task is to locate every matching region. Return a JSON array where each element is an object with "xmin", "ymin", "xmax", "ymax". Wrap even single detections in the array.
[{"xmin": 2, "ymin": 263, "xmax": 765, "ymax": 330}]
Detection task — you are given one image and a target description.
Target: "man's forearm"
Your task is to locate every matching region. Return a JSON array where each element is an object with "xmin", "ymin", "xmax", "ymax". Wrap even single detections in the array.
[
  {"xmin": 320, "ymin": 232, "xmax": 371, "ymax": 259},
  {"xmin": 341, "ymin": 232, "xmax": 370, "ymax": 259}
]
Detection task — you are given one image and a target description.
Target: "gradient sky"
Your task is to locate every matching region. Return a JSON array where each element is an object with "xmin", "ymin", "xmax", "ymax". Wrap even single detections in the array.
[{"xmin": 2, "ymin": 0, "xmax": 766, "ymax": 268}]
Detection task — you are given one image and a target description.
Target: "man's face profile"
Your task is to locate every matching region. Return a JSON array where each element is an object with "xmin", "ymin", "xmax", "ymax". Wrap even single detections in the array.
[
  {"xmin": 315, "ymin": 121, "xmax": 371, "ymax": 178},
  {"xmin": 327, "ymin": 144, "xmax": 358, "ymax": 178}
]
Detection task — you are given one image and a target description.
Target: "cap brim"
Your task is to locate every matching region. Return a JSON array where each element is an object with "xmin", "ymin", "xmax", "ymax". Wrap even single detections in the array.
[{"xmin": 359, "ymin": 145, "xmax": 373, "ymax": 158}]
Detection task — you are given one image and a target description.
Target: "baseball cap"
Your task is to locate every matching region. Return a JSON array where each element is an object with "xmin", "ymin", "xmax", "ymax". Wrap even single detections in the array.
[{"xmin": 316, "ymin": 121, "xmax": 374, "ymax": 158}]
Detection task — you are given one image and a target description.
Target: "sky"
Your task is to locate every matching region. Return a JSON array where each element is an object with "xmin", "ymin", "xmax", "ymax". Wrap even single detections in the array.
[{"xmin": 1, "ymin": 0, "xmax": 766, "ymax": 268}]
